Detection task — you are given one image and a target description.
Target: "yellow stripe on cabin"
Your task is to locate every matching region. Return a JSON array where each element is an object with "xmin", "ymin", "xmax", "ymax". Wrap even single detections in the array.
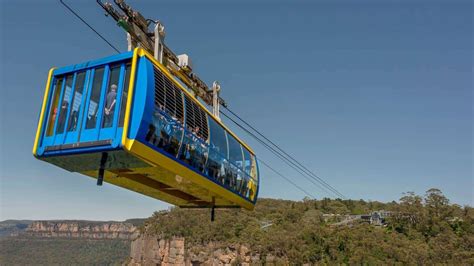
[{"xmin": 33, "ymin": 67, "xmax": 56, "ymax": 156}]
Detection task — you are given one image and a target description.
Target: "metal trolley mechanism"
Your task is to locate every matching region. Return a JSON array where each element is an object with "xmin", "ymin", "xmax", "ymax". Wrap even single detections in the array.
[{"xmin": 97, "ymin": 0, "xmax": 226, "ymax": 118}]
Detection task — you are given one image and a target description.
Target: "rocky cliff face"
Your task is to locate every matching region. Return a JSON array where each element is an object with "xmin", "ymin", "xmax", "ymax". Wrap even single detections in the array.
[
  {"xmin": 127, "ymin": 236, "xmax": 276, "ymax": 265},
  {"xmin": 128, "ymin": 236, "xmax": 185, "ymax": 265},
  {"xmin": 26, "ymin": 221, "xmax": 139, "ymax": 240}
]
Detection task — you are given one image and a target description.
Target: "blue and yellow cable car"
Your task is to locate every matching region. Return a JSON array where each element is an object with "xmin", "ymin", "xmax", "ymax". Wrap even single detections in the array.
[{"xmin": 33, "ymin": 48, "xmax": 259, "ymax": 210}]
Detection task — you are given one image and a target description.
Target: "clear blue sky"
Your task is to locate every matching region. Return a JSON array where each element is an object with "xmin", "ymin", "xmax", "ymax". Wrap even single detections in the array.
[{"xmin": 0, "ymin": 0, "xmax": 472, "ymax": 221}]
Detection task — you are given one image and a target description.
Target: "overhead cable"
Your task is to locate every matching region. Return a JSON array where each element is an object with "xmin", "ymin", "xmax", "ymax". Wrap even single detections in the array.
[
  {"xmin": 220, "ymin": 112, "xmax": 333, "ymax": 197},
  {"xmin": 258, "ymin": 159, "xmax": 317, "ymax": 199},
  {"xmin": 59, "ymin": 0, "xmax": 120, "ymax": 53},
  {"xmin": 222, "ymin": 107, "xmax": 346, "ymax": 199}
]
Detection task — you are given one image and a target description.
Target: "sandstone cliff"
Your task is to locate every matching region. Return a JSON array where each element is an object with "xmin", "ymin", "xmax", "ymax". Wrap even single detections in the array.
[
  {"xmin": 26, "ymin": 221, "xmax": 139, "ymax": 240},
  {"xmin": 127, "ymin": 235, "xmax": 281, "ymax": 266}
]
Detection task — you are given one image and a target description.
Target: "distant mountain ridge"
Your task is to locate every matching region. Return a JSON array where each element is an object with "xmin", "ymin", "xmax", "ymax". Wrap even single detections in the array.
[
  {"xmin": 0, "ymin": 219, "xmax": 145, "ymax": 264},
  {"xmin": 0, "ymin": 220, "xmax": 33, "ymax": 237},
  {"xmin": 0, "ymin": 219, "xmax": 145, "ymax": 239}
]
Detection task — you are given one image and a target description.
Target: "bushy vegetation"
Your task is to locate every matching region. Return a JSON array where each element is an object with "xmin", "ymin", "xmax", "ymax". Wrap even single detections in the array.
[
  {"xmin": 0, "ymin": 237, "xmax": 130, "ymax": 265},
  {"xmin": 144, "ymin": 188, "xmax": 474, "ymax": 264}
]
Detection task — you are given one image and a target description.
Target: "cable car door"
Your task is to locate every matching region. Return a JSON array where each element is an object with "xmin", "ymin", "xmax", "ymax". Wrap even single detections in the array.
[{"xmin": 79, "ymin": 65, "xmax": 125, "ymax": 145}]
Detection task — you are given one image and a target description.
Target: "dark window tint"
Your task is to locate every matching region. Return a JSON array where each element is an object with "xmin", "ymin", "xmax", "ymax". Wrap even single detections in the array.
[
  {"xmin": 118, "ymin": 63, "xmax": 131, "ymax": 127},
  {"xmin": 209, "ymin": 118, "xmax": 228, "ymax": 158},
  {"xmin": 102, "ymin": 66, "xmax": 121, "ymax": 128},
  {"xmin": 45, "ymin": 77, "xmax": 64, "ymax": 136},
  {"xmin": 56, "ymin": 75, "xmax": 74, "ymax": 134},
  {"xmin": 242, "ymin": 147, "xmax": 252, "ymax": 176},
  {"xmin": 67, "ymin": 72, "xmax": 86, "ymax": 132},
  {"xmin": 228, "ymin": 135, "xmax": 243, "ymax": 167},
  {"xmin": 86, "ymin": 67, "xmax": 104, "ymax": 129},
  {"xmin": 153, "ymin": 67, "xmax": 184, "ymax": 122}
]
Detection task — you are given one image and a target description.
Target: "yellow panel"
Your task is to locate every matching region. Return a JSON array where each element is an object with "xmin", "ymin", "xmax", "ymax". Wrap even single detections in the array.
[
  {"xmin": 33, "ymin": 68, "xmax": 56, "ymax": 156},
  {"xmin": 81, "ymin": 169, "xmax": 189, "ymax": 206},
  {"xmin": 126, "ymin": 139, "xmax": 255, "ymax": 210},
  {"xmin": 121, "ymin": 49, "xmax": 140, "ymax": 150}
]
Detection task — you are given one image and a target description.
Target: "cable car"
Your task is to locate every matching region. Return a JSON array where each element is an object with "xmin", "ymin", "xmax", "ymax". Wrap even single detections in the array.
[{"xmin": 33, "ymin": 48, "xmax": 259, "ymax": 210}]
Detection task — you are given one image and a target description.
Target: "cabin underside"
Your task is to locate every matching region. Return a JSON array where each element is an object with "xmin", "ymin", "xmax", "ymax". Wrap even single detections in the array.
[{"xmin": 40, "ymin": 147, "xmax": 252, "ymax": 209}]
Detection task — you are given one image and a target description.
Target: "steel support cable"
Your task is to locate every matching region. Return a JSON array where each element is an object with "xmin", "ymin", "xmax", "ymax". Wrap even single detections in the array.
[
  {"xmin": 257, "ymin": 158, "xmax": 316, "ymax": 199},
  {"xmin": 222, "ymin": 106, "xmax": 345, "ymax": 199},
  {"xmin": 222, "ymin": 107, "xmax": 346, "ymax": 199},
  {"xmin": 255, "ymin": 136, "xmax": 331, "ymax": 197},
  {"xmin": 59, "ymin": 0, "xmax": 121, "ymax": 53},
  {"xmin": 220, "ymin": 112, "xmax": 332, "ymax": 197}
]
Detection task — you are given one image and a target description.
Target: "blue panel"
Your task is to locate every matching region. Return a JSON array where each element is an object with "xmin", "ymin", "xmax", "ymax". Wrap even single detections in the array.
[
  {"xmin": 128, "ymin": 57, "xmax": 151, "ymax": 140},
  {"xmin": 43, "ymin": 146, "xmax": 119, "ymax": 157},
  {"xmin": 53, "ymin": 52, "xmax": 133, "ymax": 76}
]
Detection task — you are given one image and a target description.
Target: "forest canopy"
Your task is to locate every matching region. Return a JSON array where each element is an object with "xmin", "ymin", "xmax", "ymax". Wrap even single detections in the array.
[{"xmin": 143, "ymin": 188, "xmax": 474, "ymax": 264}]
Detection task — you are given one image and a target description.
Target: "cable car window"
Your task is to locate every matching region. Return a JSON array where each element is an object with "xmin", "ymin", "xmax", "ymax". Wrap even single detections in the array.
[
  {"xmin": 209, "ymin": 118, "xmax": 228, "ymax": 159},
  {"xmin": 56, "ymin": 75, "xmax": 74, "ymax": 134},
  {"xmin": 154, "ymin": 68, "xmax": 165, "ymax": 110},
  {"xmin": 150, "ymin": 67, "xmax": 185, "ymax": 157},
  {"xmin": 118, "ymin": 63, "xmax": 131, "ymax": 127},
  {"xmin": 207, "ymin": 118, "xmax": 229, "ymax": 184},
  {"xmin": 67, "ymin": 72, "xmax": 86, "ymax": 132},
  {"xmin": 86, "ymin": 67, "xmax": 104, "ymax": 129},
  {"xmin": 251, "ymin": 155, "xmax": 258, "ymax": 182},
  {"xmin": 227, "ymin": 135, "xmax": 244, "ymax": 192},
  {"xmin": 45, "ymin": 77, "xmax": 64, "ymax": 136},
  {"xmin": 228, "ymin": 135, "xmax": 243, "ymax": 167},
  {"xmin": 153, "ymin": 67, "xmax": 184, "ymax": 122},
  {"xmin": 242, "ymin": 147, "xmax": 252, "ymax": 176},
  {"xmin": 102, "ymin": 65, "xmax": 121, "ymax": 128}
]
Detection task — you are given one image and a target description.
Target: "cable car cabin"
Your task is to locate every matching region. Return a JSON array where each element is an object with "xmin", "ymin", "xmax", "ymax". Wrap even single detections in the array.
[{"xmin": 33, "ymin": 48, "xmax": 259, "ymax": 210}]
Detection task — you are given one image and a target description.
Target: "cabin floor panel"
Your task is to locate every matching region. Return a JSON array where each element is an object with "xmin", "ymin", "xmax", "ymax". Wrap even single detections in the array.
[{"xmin": 41, "ymin": 150, "xmax": 148, "ymax": 172}]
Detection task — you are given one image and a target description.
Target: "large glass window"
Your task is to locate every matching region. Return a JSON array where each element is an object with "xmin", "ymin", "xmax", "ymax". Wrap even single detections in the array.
[
  {"xmin": 102, "ymin": 65, "xmax": 121, "ymax": 128},
  {"xmin": 242, "ymin": 148, "xmax": 252, "ymax": 176},
  {"xmin": 146, "ymin": 110, "xmax": 184, "ymax": 158},
  {"xmin": 86, "ymin": 67, "xmax": 104, "ymax": 129},
  {"xmin": 67, "ymin": 72, "xmax": 86, "ymax": 132},
  {"xmin": 228, "ymin": 135, "xmax": 243, "ymax": 167},
  {"xmin": 45, "ymin": 77, "xmax": 64, "ymax": 136},
  {"xmin": 118, "ymin": 63, "xmax": 131, "ymax": 127},
  {"xmin": 56, "ymin": 75, "xmax": 74, "ymax": 134},
  {"xmin": 207, "ymin": 118, "xmax": 229, "ymax": 184},
  {"xmin": 209, "ymin": 118, "xmax": 228, "ymax": 158},
  {"xmin": 227, "ymin": 135, "xmax": 244, "ymax": 192}
]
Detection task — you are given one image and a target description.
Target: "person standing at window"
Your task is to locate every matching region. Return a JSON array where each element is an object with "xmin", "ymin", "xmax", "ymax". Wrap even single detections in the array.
[
  {"xmin": 104, "ymin": 84, "xmax": 117, "ymax": 127},
  {"xmin": 57, "ymin": 101, "xmax": 69, "ymax": 133}
]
